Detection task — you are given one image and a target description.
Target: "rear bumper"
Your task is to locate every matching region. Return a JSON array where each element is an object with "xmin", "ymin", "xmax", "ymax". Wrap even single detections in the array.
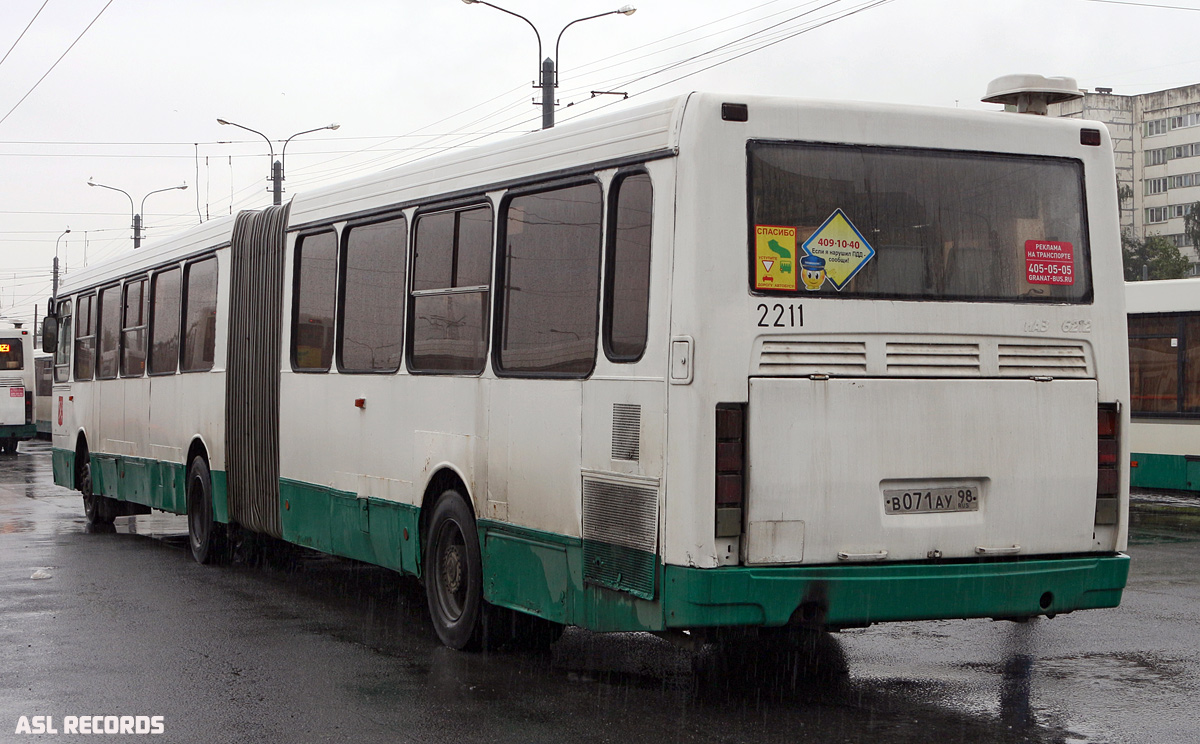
[{"xmin": 664, "ymin": 553, "xmax": 1129, "ymax": 628}]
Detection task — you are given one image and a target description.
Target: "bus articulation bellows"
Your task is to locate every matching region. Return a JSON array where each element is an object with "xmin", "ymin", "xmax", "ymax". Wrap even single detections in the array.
[{"xmin": 43, "ymin": 88, "xmax": 1130, "ymax": 649}]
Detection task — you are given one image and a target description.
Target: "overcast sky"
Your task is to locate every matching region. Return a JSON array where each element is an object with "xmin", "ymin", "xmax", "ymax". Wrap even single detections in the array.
[{"xmin": 1, "ymin": 0, "xmax": 1196, "ymax": 326}]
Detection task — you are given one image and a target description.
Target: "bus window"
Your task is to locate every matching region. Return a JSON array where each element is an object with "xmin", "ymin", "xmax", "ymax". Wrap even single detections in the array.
[
  {"xmin": 748, "ymin": 142, "xmax": 1092, "ymax": 302},
  {"xmin": 149, "ymin": 267, "xmax": 181, "ymax": 375},
  {"xmin": 292, "ymin": 231, "xmax": 338, "ymax": 371},
  {"xmin": 53, "ymin": 299, "xmax": 72, "ymax": 382},
  {"xmin": 0, "ymin": 337, "xmax": 23, "ymax": 370},
  {"xmin": 410, "ymin": 205, "xmax": 492, "ymax": 374},
  {"xmin": 604, "ymin": 172, "xmax": 653, "ymax": 362},
  {"xmin": 96, "ymin": 285, "xmax": 121, "ymax": 379},
  {"xmin": 181, "ymin": 258, "xmax": 217, "ymax": 373},
  {"xmin": 74, "ymin": 294, "xmax": 95, "ymax": 381},
  {"xmin": 121, "ymin": 277, "xmax": 148, "ymax": 377},
  {"xmin": 340, "ymin": 216, "xmax": 406, "ymax": 373},
  {"xmin": 497, "ymin": 182, "xmax": 603, "ymax": 377}
]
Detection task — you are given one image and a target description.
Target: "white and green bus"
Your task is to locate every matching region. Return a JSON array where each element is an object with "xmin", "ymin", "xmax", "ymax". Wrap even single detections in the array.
[
  {"xmin": 1, "ymin": 322, "xmax": 36, "ymax": 454},
  {"xmin": 1126, "ymin": 277, "xmax": 1200, "ymax": 492},
  {"xmin": 45, "ymin": 90, "xmax": 1130, "ymax": 649}
]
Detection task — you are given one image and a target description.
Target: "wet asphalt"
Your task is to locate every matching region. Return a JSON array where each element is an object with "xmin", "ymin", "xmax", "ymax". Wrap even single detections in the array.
[{"xmin": 1, "ymin": 439, "xmax": 1197, "ymax": 744}]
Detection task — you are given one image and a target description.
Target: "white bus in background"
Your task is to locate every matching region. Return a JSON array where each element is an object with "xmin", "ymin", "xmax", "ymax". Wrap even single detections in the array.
[
  {"xmin": 45, "ymin": 84, "xmax": 1130, "ymax": 650},
  {"xmin": 0, "ymin": 323, "xmax": 36, "ymax": 454},
  {"xmin": 1126, "ymin": 277, "xmax": 1200, "ymax": 493},
  {"xmin": 34, "ymin": 355, "xmax": 52, "ymax": 438}
]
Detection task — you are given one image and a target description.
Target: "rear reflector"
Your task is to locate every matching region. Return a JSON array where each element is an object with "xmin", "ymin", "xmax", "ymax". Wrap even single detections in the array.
[{"xmin": 1096, "ymin": 402, "xmax": 1120, "ymax": 523}]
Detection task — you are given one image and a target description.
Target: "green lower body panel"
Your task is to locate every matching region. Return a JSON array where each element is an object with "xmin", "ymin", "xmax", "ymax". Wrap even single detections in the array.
[
  {"xmin": 1130, "ymin": 451, "xmax": 1200, "ymax": 492},
  {"xmin": 51, "ymin": 448, "xmax": 228, "ymax": 521},
  {"xmin": 1, "ymin": 423, "xmax": 36, "ymax": 440},
  {"xmin": 279, "ymin": 478, "xmax": 420, "ymax": 575},
  {"xmin": 663, "ymin": 553, "xmax": 1130, "ymax": 629}
]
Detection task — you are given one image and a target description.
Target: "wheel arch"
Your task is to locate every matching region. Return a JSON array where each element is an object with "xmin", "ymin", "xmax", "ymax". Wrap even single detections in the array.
[{"xmin": 417, "ymin": 466, "xmax": 475, "ymax": 575}]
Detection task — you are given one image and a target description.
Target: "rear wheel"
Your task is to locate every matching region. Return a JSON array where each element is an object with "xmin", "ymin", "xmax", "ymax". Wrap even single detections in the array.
[
  {"xmin": 79, "ymin": 453, "xmax": 114, "ymax": 526},
  {"xmin": 424, "ymin": 489, "xmax": 484, "ymax": 650},
  {"xmin": 186, "ymin": 455, "xmax": 225, "ymax": 564}
]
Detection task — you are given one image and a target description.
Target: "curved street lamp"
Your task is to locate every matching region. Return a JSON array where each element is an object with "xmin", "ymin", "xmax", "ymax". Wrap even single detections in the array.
[
  {"xmin": 52, "ymin": 227, "xmax": 70, "ymax": 301},
  {"xmin": 217, "ymin": 119, "xmax": 340, "ymax": 206},
  {"xmin": 462, "ymin": 1, "xmax": 635, "ymax": 129},
  {"xmin": 87, "ymin": 180, "xmax": 187, "ymax": 249}
]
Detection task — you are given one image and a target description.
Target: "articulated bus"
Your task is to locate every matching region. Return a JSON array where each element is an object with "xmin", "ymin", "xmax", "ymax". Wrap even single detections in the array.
[
  {"xmin": 0, "ymin": 323, "xmax": 36, "ymax": 454},
  {"xmin": 44, "ymin": 91, "xmax": 1130, "ymax": 649},
  {"xmin": 1126, "ymin": 277, "xmax": 1200, "ymax": 492}
]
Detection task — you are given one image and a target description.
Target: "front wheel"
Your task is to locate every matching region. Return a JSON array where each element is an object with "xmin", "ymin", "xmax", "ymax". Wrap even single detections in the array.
[
  {"xmin": 80, "ymin": 455, "xmax": 114, "ymax": 526},
  {"xmin": 186, "ymin": 456, "xmax": 225, "ymax": 564},
  {"xmin": 424, "ymin": 489, "xmax": 484, "ymax": 650}
]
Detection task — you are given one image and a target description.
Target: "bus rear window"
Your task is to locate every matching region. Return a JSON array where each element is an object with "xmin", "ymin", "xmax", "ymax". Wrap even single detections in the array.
[
  {"xmin": 748, "ymin": 142, "xmax": 1092, "ymax": 303},
  {"xmin": 0, "ymin": 338, "xmax": 22, "ymax": 370}
]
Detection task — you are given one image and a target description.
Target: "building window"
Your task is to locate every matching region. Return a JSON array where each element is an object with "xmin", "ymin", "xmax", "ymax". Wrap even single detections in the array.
[
  {"xmin": 604, "ymin": 172, "xmax": 654, "ymax": 362},
  {"xmin": 1147, "ymin": 177, "xmax": 1168, "ymax": 195},
  {"xmin": 1146, "ymin": 147, "xmax": 1169, "ymax": 166},
  {"xmin": 497, "ymin": 181, "xmax": 603, "ymax": 377},
  {"xmin": 293, "ymin": 230, "xmax": 338, "ymax": 371},
  {"xmin": 148, "ymin": 268, "xmax": 181, "ymax": 375},
  {"xmin": 53, "ymin": 299, "xmax": 72, "ymax": 383},
  {"xmin": 340, "ymin": 216, "xmax": 407, "ymax": 373},
  {"xmin": 181, "ymin": 257, "xmax": 218, "ymax": 373},
  {"xmin": 410, "ymin": 205, "xmax": 492, "ymax": 374},
  {"xmin": 1147, "ymin": 206, "xmax": 1170, "ymax": 223},
  {"xmin": 74, "ymin": 293, "xmax": 95, "ymax": 381},
  {"xmin": 1146, "ymin": 118, "xmax": 1168, "ymax": 137}
]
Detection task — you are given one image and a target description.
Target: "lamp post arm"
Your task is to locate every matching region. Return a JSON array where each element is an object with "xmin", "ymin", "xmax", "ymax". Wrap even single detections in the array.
[
  {"xmin": 281, "ymin": 125, "xmax": 338, "ymax": 181},
  {"xmin": 472, "ymin": 0, "xmax": 541, "ymax": 67},
  {"xmin": 216, "ymin": 119, "xmax": 274, "ymax": 160},
  {"xmin": 555, "ymin": 10, "xmax": 620, "ymax": 81},
  {"xmin": 140, "ymin": 184, "xmax": 187, "ymax": 215}
]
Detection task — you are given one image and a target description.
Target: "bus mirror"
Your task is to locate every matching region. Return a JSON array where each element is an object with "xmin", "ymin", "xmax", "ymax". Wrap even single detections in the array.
[{"xmin": 41, "ymin": 315, "xmax": 58, "ymax": 355}]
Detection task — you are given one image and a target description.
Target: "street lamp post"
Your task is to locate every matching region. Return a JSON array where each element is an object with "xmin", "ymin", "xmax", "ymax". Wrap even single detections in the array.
[
  {"xmin": 462, "ymin": 1, "xmax": 635, "ymax": 129},
  {"xmin": 53, "ymin": 228, "xmax": 70, "ymax": 301},
  {"xmin": 87, "ymin": 181, "xmax": 187, "ymax": 249},
  {"xmin": 217, "ymin": 119, "xmax": 340, "ymax": 206}
]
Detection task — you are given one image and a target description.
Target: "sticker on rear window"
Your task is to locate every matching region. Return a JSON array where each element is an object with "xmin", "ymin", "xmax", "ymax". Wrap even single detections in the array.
[
  {"xmin": 1025, "ymin": 240, "xmax": 1075, "ymax": 285},
  {"xmin": 754, "ymin": 225, "xmax": 797, "ymax": 290},
  {"xmin": 801, "ymin": 209, "xmax": 876, "ymax": 291}
]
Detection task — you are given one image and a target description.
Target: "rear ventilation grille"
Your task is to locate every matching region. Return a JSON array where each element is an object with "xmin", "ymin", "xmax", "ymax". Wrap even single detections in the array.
[
  {"xmin": 611, "ymin": 404, "xmax": 641, "ymax": 461},
  {"xmin": 756, "ymin": 336, "xmax": 1092, "ymax": 378},
  {"xmin": 0, "ymin": 376, "xmax": 23, "ymax": 386},
  {"xmin": 582, "ymin": 475, "xmax": 659, "ymax": 600},
  {"xmin": 758, "ymin": 340, "xmax": 867, "ymax": 375},
  {"xmin": 886, "ymin": 342, "xmax": 981, "ymax": 377},
  {"xmin": 998, "ymin": 344, "xmax": 1089, "ymax": 377}
]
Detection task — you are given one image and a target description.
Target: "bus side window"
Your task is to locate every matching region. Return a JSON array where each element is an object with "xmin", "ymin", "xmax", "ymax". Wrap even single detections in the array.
[
  {"xmin": 149, "ymin": 267, "xmax": 182, "ymax": 375},
  {"xmin": 96, "ymin": 285, "xmax": 121, "ymax": 380},
  {"xmin": 410, "ymin": 205, "xmax": 492, "ymax": 374},
  {"xmin": 181, "ymin": 257, "xmax": 218, "ymax": 373},
  {"xmin": 121, "ymin": 277, "xmax": 148, "ymax": 377},
  {"xmin": 74, "ymin": 294, "xmax": 95, "ymax": 381},
  {"xmin": 292, "ymin": 231, "xmax": 338, "ymax": 372},
  {"xmin": 340, "ymin": 216, "xmax": 407, "ymax": 373},
  {"xmin": 496, "ymin": 181, "xmax": 603, "ymax": 377},
  {"xmin": 54, "ymin": 299, "xmax": 73, "ymax": 382},
  {"xmin": 604, "ymin": 172, "xmax": 653, "ymax": 362}
]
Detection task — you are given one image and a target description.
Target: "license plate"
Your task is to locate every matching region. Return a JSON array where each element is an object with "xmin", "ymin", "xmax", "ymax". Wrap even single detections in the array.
[{"xmin": 884, "ymin": 486, "xmax": 979, "ymax": 515}]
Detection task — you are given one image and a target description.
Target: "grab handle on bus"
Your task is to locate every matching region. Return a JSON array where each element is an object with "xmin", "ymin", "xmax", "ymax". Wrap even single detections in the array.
[
  {"xmin": 837, "ymin": 550, "xmax": 888, "ymax": 562},
  {"xmin": 975, "ymin": 544, "xmax": 1021, "ymax": 555}
]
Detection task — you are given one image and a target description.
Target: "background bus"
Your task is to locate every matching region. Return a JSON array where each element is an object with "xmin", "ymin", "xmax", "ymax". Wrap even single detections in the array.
[
  {"xmin": 1127, "ymin": 277, "xmax": 1200, "ymax": 492},
  {"xmin": 0, "ymin": 323, "xmax": 36, "ymax": 454},
  {"xmin": 34, "ymin": 355, "xmax": 52, "ymax": 438},
  {"xmin": 46, "ymin": 90, "xmax": 1130, "ymax": 650}
]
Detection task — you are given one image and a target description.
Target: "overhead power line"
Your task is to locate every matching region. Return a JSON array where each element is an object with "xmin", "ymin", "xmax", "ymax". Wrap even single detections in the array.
[
  {"xmin": 0, "ymin": 0, "xmax": 50, "ymax": 72},
  {"xmin": 0, "ymin": 0, "xmax": 116, "ymax": 127}
]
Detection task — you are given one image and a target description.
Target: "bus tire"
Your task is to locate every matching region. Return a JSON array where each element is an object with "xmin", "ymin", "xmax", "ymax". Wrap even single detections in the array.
[
  {"xmin": 424, "ymin": 488, "xmax": 484, "ymax": 650},
  {"xmin": 186, "ymin": 456, "xmax": 225, "ymax": 565},
  {"xmin": 79, "ymin": 454, "xmax": 114, "ymax": 526}
]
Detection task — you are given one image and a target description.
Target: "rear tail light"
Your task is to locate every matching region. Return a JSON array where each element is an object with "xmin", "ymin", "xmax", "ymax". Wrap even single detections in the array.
[
  {"xmin": 25, "ymin": 391, "xmax": 33, "ymax": 425},
  {"xmin": 715, "ymin": 403, "xmax": 745, "ymax": 537},
  {"xmin": 1095, "ymin": 403, "xmax": 1119, "ymax": 525}
]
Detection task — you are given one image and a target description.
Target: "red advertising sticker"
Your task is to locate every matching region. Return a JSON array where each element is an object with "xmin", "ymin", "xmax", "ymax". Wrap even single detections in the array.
[
  {"xmin": 9, "ymin": 386, "xmax": 24, "ymax": 398},
  {"xmin": 1025, "ymin": 240, "xmax": 1075, "ymax": 285}
]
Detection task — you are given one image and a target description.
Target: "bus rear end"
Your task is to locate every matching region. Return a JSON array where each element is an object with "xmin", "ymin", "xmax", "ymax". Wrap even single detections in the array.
[
  {"xmin": 662, "ymin": 94, "xmax": 1129, "ymax": 632},
  {"xmin": 0, "ymin": 326, "xmax": 36, "ymax": 454}
]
